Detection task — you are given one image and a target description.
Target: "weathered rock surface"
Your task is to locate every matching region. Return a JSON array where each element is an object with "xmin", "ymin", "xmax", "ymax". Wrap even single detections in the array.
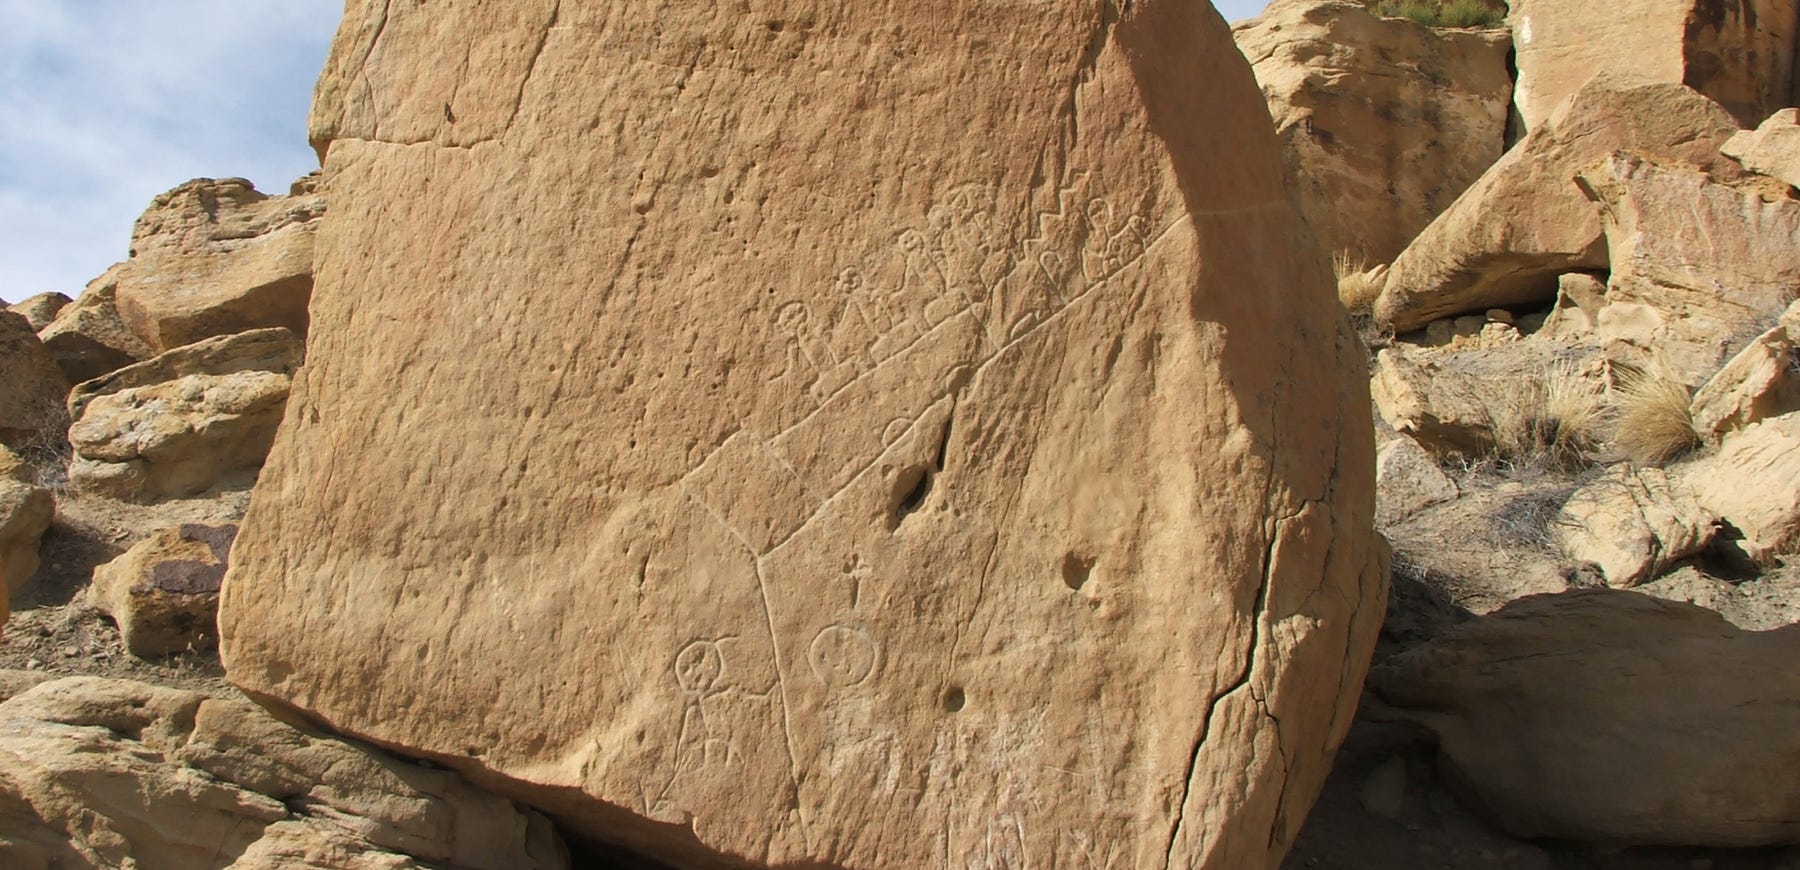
[
  {"xmin": 1233, "ymin": 0, "xmax": 1512, "ymax": 263},
  {"xmin": 220, "ymin": 3, "xmax": 1387, "ymax": 868},
  {"xmin": 0, "ymin": 676, "xmax": 568, "ymax": 869},
  {"xmin": 6, "ymin": 292, "xmax": 71, "ymax": 332},
  {"xmin": 112, "ymin": 177, "xmax": 324, "ymax": 354},
  {"xmin": 1371, "ymin": 589, "xmax": 1800, "ymax": 847},
  {"xmin": 1724, "ymin": 106, "xmax": 1800, "ymax": 189},
  {"xmin": 1376, "ymin": 77, "xmax": 1744, "ymax": 333},
  {"xmin": 0, "ymin": 311, "xmax": 70, "ymax": 452},
  {"xmin": 1371, "ymin": 348, "xmax": 1494, "ymax": 457},
  {"xmin": 1689, "ymin": 320, "xmax": 1800, "ymax": 441},
  {"xmin": 37, "ymin": 268, "xmax": 156, "ymax": 383},
  {"xmin": 1375, "ymin": 435, "xmax": 1458, "ymax": 526},
  {"xmin": 1688, "ymin": 411, "xmax": 1800, "ymax": 562},
  {"xmin": 1508, "ymin": 0, "xmax": 1800, "ymax": 132},
  {"xmin": 1554, "ymin": 466, "xmax": 1716, "ymax": 588},
  {"xmin": 67, "ymin": 329, "xmax": 298, "ymax": 502},
  {"xmin": 87, "ymin": 523, "xmax": 237, "ymax": 657},
  {"xmin": 0, "ymin": 447, "xmax": 53, "ymax": 623}
]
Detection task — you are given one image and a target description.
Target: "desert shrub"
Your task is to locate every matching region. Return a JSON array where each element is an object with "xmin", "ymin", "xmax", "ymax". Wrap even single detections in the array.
[
  {"xmin": 1332, "ymin": 250, "xmax": 1387, "ymax": 315},
  {"xmin": 1483, "ymin": 364, "xmax": 1608, "ymax": 470},
  {"xmin": 1608, "ymin": 367, "xmax": 1700, "ymax": 465},
  {"xmin": 1373, "ymin": 0, "xmax": 1506, "ymax": 27}
]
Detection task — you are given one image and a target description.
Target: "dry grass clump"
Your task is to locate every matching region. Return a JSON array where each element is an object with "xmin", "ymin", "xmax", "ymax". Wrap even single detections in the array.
[
  {"xmin": 1373, "ymin": 0, "xmax": 1506, "ymax": 27},
  {"xmin": 1484, "ymin": 364, "xmax": 1608, "ymax": 470},
  {"xmin": 1332, "ymin": 250, "xmax": 1387, "ymax": 315},
  {"xmin": 1608, "ymin": 367, "xmax": 1700, "ymax": 465}
]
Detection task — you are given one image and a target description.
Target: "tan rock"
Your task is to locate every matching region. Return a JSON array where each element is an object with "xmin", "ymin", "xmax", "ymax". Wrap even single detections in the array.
[
  {"xmin": 1233, "ymin": 0, "xmax": 1512, "ymax": 263},
  {"xmin": 1376, "ymin": 435, "xmax": 1459, "ymax": 525},
  {"xmin": 6, "ymin": 292, "xmax": 71, "ymax": 332},
  {"xmin": 1577, "ymin": 152, "xmax": 1800, "ymax": 385},
  {"xmin": 220, "ymin": 3, "xmax": 1388, "ymax": 867},
  {"xmin": 0, "ymin": 446, "xmax": 52, "ymax": 594},
  {"xmin": 1724, "ymin": 107, "xmax": 1800, "ymax": 189},
  {"xmin": 1370, "ymin": 589, "xmax": 1800, "ymax": 846},
  {"xmin": 66, "ymin": 331, "xmax": 298, "ymax": 503},
  {"xmin": 1688, "ymin": 412, "xmax": 1800, "ymax": 562},
  {"xmin": 1539, "ymin": 272, "xmax": 1609, "ymax": 340},
  {"xmin": 87, "ymin": 524, "xmax": 236, "ymax": 657},
  {"xmin": 37, "ymin": 267, "xmax": 156, "ymax": 383},
  {"xmin": 1508, "ymin": 0, "xmax": 1800, "ymax": 132},
  {"xmin": 1370, "ymin": 348, "xmax": 1495, "ymax": 457},
  {"xmin": 1375, "ymin": 77, "xmax": 1743, "ymax": 333},
  {"xmin": 0, "ymin": 311, "xmax": 70, "ymax": 453},
  {"xmin": 111, "ymin": 178, "xmax": 324, "ymax": 354},
  {"xmin": 1689, "ymin": 322, "xmax": 1800, "ymax": 441},
  {"xmin": 0, "ymin": 676, "xmax": 567, "ymax": 869},
  {"xmin": 1554, "ymin": 466, "xmax": 1716, "ymax": 588}
]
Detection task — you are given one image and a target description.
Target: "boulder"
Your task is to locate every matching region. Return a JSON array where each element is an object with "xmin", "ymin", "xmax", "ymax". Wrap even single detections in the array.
[
  {"xmin": 0, "ymin": 311, "xmax": 70, "ymax": 453},
  {"xmin": 1232, "ymin": 0, "xmax": 1512, "ymax": 263},
  {"xmin": 112, "ymin": 177, "xmax": 325, "ymax": 354},
  {"xmin": 67, "ymin": 330, "xmax": 299, "ymax": 502},
  {"xmin": 1370, "ymin": 589, "xmax": 1800, "ymax": 847},
  {"xmin": 1724, "ymin": 107, "xmax": 1800, "ymax": 189},
  {"xmin": 6, "ymin": 292, "xmax": 71, "ymax": 332},
  {"xmin": 1554, "ymin": 466, "xmax": 1716, "ymax": 588},
  {"xmin": 1375, "ymin": 434, "xmax": 1459, "ymax": 526},
  {"xmin": 219, "ymin": 3, "xmax": 1388, "ymax": 868},
  {"xmin": 1370, "ymin": 348, "xmax": 1495, "ymax": 457},
  {"xmin": 1508, "ymin": 0, "xmax": 1800, "ymax": 132},
  {"xmin": 0, "ymin": 676, "xmax": 567, "ymax": 869},
  {"xmin": 1688, "ymin": 411, "xmax": 1800, "ymax": 562},
  {"xmin": 37, "ymin": 267, "xmax": 156, "ymax": 383},
  {"xmin": 1689, "ymin": 320, "xmax": 1800, "ymax": 441},
  {"xmin": 86, "ymin": 523, "xmax": 237, "ymax": 657},
  {"xmin": 1576, "ymin": 152, "xmax": 1800, "ymax": 385},
  {"xmin": 0, "ymin": 447, "xmax": 53, "ymax": 627},
  {"xmin": 1375, "ymin": 77, "xmax": 1744, "ymax": 333}
]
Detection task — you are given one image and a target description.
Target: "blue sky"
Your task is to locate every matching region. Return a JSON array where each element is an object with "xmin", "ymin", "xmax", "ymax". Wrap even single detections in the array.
[{"xmin": 0, "ymin": 1, "xmax": 1269, "ymax": 305}]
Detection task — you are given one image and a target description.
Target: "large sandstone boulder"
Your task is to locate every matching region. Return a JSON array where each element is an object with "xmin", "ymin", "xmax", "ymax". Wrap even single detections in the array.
[
  {"xmin": 68, "ymin": 329, "xmax": 300, "ymax": 502},
  {"xmin": 112, "ymin": 177, "xmax": 324, "ymax": 354},
  {"xmin": 0, "ymin": 447, "xmax": 53, "ymax": 628},
  {"xmin": 6, "ymin": 292, "xmax": 71, "ymax": 332},
  {"xmin": 1375, "ymin": 77, "xmax": 1743, "ymax": 333},
  {"xmin": 1724, "ymin": 107, "xmax": 1800, "ymax": 189},
  {"xmin": 1370, "ymin": 590, "xmax": 1800, "ymax": 847},
  {"xmin": 1232, "ymin": 0, "xmax": 1512, "ymax": 263},
  {"xmin": 0, "ymin": 311, "xmax": 70, "ymax": 452},
  {"xmin": 0, "ymin": 676, "xmax": 567, "ymax": 869},
  {"xmin": 1689, "ymin": 318, "xmax": 1800, "ymax": 441},
  {"xmin": 220, "ymin": 3, "xmax": 1387, "ymax": 868},
  {"xmin": 1554, "ymin": 466, "xmax": 1716, "ymax": 588},
  {"xmin": 37, "ymin": 267, "xmax": 157, "ymax": 383},
  {"xmin": 87, "ymin": 523, "xmax": 237, "ymax": 658},
  {"xmin": 1508, "ymin": 0, "xmax": 1800, "ymax": 132},
  {"xmin": 1688, "ymin": 411, "xmax": 1800, "ymax": 562}
]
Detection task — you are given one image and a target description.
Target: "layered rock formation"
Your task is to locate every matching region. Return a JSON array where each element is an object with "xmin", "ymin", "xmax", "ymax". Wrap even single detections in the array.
[
  {"xmin": 220, "ymin": 2, "xmax": 1386, "ymax": 867},
  {"xmin": 0, "ymin": 311, "xmax": 71, "ymax": 452}
]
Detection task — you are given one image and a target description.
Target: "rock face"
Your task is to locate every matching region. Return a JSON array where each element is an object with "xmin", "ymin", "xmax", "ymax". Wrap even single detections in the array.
[
  {"xmin": 67, "ymin": 329, "xmax": 300, "ymax": 502},
  {"xmin": 1555, "ymin": 466, "xmax": 1716, "ymax": 588},
  {"xmin": 6, "ymin": 292, "xmax": 71, "ymax": 332},
  {"xmin": 0, "ymin": 311, "xmax": 70, "ymax": 453},
  {"xmin": 1375, "ymin": 77, "xmax": 1743, "ymax": 333},
  {"xmin": 1689, "ymin": 319, "xmax": 1800, "ymax": 441},
  {"xmin": 0, "ymin": 446, "xmax": 53, "ymax": 607},
  {"xmin": 1370, "ymin": 590, "xmax": 1800, "ymax": 847},
  {"xmin": 1689, "ymin": 411, "xmax": 1800, "ymax": 562},
  {"xmin": 220, "ymin": 3, "xmax": 1387, "ymax": 867},
  {"xmin": 1508, "ymin": 0, "xmax": 1800, "ymax": 131},
  {"xmin": 37, "ymin": 269, "xmax": 157, "ymax": 383},
  {"xmin": 1232, "ymin": 0, "xmax": 1513, "ymax": 263},
  {"xmin": 87, "ymin": 523, "xmax": 237, "ymax": 657},
  {"xmin": 1724, "ymin": 106, "xmax": 1800, "ymax": 189},
  {"xmin": 0, "ymin": 676, "xmax": 568, "ymax": 869}
]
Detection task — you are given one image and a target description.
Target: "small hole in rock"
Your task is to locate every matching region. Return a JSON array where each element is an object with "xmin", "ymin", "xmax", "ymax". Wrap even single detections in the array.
[
  {"xmin": 942, "ymin": 686, "xmax": 966, "ymax": 713},
  {"xmin": 1062, "ymin": 553, "xmax": 1095, "ymax": 592},
  {"xmin": 889, "ymin": 465, "xmax": 932, "ymax": 527}
]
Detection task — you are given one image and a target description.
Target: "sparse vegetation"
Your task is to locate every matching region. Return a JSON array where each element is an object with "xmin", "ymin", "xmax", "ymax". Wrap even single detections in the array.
[
  {"xmin": 1482, "ymin": 364, "xmax": 1608, "ymax": 470},
  {"xmin": 1332, "ymin": 250, "xmax": 1387, "ymax": 315},
  {"xmin": 1609, "ymin": 366, "xmax": 1701, "ymax": 465},
  {"xmin": 1372, "ymin": 0, "xmax": 1507, "ymax": 28}
]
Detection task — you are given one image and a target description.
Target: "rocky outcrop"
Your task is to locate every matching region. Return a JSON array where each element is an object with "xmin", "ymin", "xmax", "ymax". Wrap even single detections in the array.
[
  {"xmin": 6, "ymin": 292, "xmax": 71, "ymax": 332},
  {"xmin": 67, "ymin": 329, "xmax": 299, "ymax": 502},
  {"xmin": 1371, "ymin": 590, "xmax": 1800, "ymax": 847},
  {"xmin": 1689, "ymin": 317, "xmax": 1800, "ymax": 441},
  {"xmin": 1375, "ymin": 435, "xmax": 1459, "ymax": 525},
  {"xmin": 220, "ymin": 3, "xmax": 1387, "ymax": 867},
  {"xmin": 1688, "ymin": 411, "xmax": 1800, "ymax": 563},
  {"xmin": 111, "ymin": 177, "xmax": 324, "ymax": 355},
  {"xmin": 1555, "ymin": 466, "xmax": 1716, "ymax": 588},
  {"xmin": 37, "ymin": 268, "xmax": 156, "ymax": 383},
  {"xmin": 86, "ymin": 523, "xmax": 236, "ymax": 657},
  {"xmin": 1724, "ymin": 107, "xmax": 1800, "ymax": 189},
  {"xmin": 1233, "ymin": 0, "xmax": 1512, "ymax": 263},
  {"xmin": 0, "ymin": 676, "xmax": 568, "ymax": 869},
  {"xmin": 1508, "ymin": 0, "xmax": 1800, "ymax": 131},
  {"xmin": 1370, "ymin": 348, "xmax": 1495, "ymax": 456},
  {"xmin": 0, "ymin": 311, "xmax": 70, "ymax": 453},
  {"xmin": 1375, "ymin": 77, "xmax": 1743, "ymax": 333},
  {"xmin": 0, "ymin": 446, "xmax": 52, "ymax": 610}
]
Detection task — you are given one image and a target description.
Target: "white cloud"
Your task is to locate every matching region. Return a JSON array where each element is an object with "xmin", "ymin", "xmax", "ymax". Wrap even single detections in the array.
[{"xmin": 0, "ymin": 2, "xmax": 340, "ymax": 304}]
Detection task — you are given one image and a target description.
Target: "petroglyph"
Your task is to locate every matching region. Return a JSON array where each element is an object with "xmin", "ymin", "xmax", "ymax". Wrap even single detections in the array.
[{"xmin": 808, "ymin": 623, "xmax": 881, "ymax": 688}]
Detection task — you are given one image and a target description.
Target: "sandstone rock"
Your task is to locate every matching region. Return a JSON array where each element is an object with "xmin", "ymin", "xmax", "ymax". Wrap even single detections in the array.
[
  {"xmin": 0, "ymin": 676, "xmax": 567, "ymax": 869},
  {"xmin": 1376, "ymin": 435, "xmax": 1459, "ymax": 526},
  {"xmin": 1539, "ymin": 272, "xmax": 1610, "ymax": 340},
  {"xmin": 1370, "ymin": 347, "xmax": 1494, "ymax": 456},
  {"xmin": 87, "ymin": 523, "xmax": 236, "ymax": 657},
  {"xmin": 0, "ymin": 311, "xmax": 70, "ymax": 453},
  {"xmin": 1577, "ymin": 153, "xmax": 1800, "ymax": 385},
  {"xmin": 37, "ymin": 267, "xmax": 156, "ymax": 383},
  {"xmin": 1688, "ymin": 412, "xmax": 1800, "ymax": 562},
  {"xmin": 114, "ymin": 178, "xmax": 324, "ymax": 353},
  {"xmin": 1724, "ymin": 107, "xmax": 1800, "ymax": 189},
  {"xmin": 1375, "ymin": 77, "xmax": 1743, "ymax": 333},
  {"xmin": 1370, "ymin": 589, "xmax": 1800, "ymax": 846},
  {"xmin": 0, "ymin": 445, "xmax": 53, "ymax": 598},
  {"xmin": 6, "ymin": 292, "xmax": 71, "ymax": 332},
  {"xmin": 1508, "ymin": 0, "xmax": 1800, "ymax": 132},
  {"xmin": 67, "ymin": 327, "xmax": 303, "ymax": 420},
  {"xmin": 220, "ymin": 3, "xmax": 1388, "ymax": 867},
  {"xmin": 1554, "ymin": 466, "xmax": 1716, "ymax": 588},
  {"xmin": 1689, "ymin": 321, "xmax": 1800, "ymax": 441},
  {"xmin": 1233, "ymin": 0, "xmax": 1512, "ymax": 263}
]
